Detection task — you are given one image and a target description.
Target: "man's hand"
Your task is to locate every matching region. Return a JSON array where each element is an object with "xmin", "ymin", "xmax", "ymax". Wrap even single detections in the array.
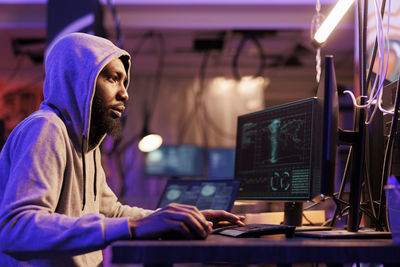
[
  {"xmin": 129, "ymin": 203, "xmax": 213, "ymax": 240},
  {"xmin": 201, "ymin": 210, "xmax": 245, "ymax": 228}
]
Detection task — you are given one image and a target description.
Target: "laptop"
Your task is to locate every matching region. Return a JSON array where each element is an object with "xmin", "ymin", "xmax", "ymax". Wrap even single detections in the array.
[{"xmin": 157, "ymin": 178, "xmax": 241, "ymax": 211}]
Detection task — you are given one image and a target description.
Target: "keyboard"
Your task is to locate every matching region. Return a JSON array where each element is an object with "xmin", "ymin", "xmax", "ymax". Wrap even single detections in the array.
[{"xmin": 211, "ymin": 223, "xmax": 296, "ymax": 238}]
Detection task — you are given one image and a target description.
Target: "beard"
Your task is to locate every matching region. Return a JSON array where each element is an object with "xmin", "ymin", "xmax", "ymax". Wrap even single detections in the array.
[{"xmin": 89, "ymin": 94, "xmax": 123, "ymax": 149}]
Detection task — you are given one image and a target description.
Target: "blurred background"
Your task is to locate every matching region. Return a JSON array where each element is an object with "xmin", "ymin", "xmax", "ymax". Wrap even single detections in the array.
[{"xmin": 0, "ymin": 0, "xmax": 355, "ymax": 210}]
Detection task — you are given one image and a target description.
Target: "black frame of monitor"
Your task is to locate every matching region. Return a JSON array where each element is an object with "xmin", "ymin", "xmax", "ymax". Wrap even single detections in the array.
[
  {"xmin": 234, "ymin": 55, "xmax": 338, "ymax": 202},
  {"xmin": 234, "ymin": 98, "xmax": 322, "ymax": 201}
]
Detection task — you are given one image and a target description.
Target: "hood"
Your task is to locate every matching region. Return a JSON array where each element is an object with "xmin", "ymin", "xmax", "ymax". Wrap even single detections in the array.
[{"xmin": 40, "ymin": 32, "xmax": 131, "ymax": 152}]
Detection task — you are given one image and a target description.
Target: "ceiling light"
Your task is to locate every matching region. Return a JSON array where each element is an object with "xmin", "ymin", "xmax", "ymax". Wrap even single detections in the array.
[
  {"xmin": 138, "ymin": 120, "xmax": 163, "ymax": 153},
  {"xmin": 313, "ymin": 0, "xmax": 355, "ymax": 45},
  {"xmin": 138, "ymin": 133, "xmax": 163, "ymax": 153}
]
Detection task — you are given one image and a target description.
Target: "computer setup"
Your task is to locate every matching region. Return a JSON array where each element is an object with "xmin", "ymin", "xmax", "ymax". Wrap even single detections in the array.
[
  {"xmin": 200, "ymin": 56, "xmax": 336, "ymax": 238},
  {"xmin": 143, "ymin": 56, "xmax": 358, "ymax": 238},
  {"xmin": 228, "ymin": 55, "xmax": 337, "ymax": 235},
  {"xmin": 230, "ymin": 52, "xmax": 397, "ymax": 239},
  {"xmin": 295, "ymin": 0, "xmax": 397, "ymax": 238},
  {"xmin": 144, "ymin": 52, "xmax": 395, "ymax": 238},
  {"xmin": 226, "ymin": 0, "xmax": 400, "ymax": 239}
]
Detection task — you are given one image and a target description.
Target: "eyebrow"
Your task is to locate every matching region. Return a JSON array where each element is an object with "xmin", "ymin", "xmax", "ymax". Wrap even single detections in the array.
[{"xmin": 102, "ymin": 67, "xmax": 127, "ymax": 83}]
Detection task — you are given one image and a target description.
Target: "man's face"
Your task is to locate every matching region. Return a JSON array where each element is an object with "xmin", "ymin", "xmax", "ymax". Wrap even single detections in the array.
[{"xmin": 91, "ymin": 58, "xmax": 129, "ymax": 138}]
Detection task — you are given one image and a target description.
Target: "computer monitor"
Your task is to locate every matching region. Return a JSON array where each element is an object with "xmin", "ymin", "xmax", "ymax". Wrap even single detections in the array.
[
  {"xmin": 144, "ymin": 145, "xmax": 205, "ymax": 178},
  {"xmin": 234, "ymin": 55, "xmax": 338, "ymax": 203},
  {"xmin": 208, "ymin": 148, "xmax": 236, "ymax": 179}
]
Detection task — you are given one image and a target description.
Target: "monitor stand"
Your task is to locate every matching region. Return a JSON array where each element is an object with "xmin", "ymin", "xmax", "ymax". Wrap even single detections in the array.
[
  {"xmin": 283, "ymin": 202, "xmax": 333, "ymax": 232},
  {"xmin": 283, "ymin": 203, "xmax": 391, "ymax": 238},
  {"xmin": 288, "ymin": 198, "xmax": 390, "ymax": 238},
  {"xmin": 283, "ymin": 202, "xmax": 303, "ymax": 226}
]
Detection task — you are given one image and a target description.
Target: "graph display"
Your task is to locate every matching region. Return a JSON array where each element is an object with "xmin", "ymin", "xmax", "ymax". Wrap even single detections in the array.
[{"xmin": 235, "ymin": 98, "xmax": 320, "ymax": 200}]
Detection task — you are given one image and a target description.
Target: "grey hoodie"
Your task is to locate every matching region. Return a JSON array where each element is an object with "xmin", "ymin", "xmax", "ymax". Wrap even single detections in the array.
[{"xmin": 0, "ymin": 33, "xmax": 153, "ymax": 266}]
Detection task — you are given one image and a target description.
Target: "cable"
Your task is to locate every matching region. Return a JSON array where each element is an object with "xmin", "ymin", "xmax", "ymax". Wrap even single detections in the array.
[
  {"xmin": 132, "ymin": 32, "xmax": 153, "ymax": 55},
  {"xmin": 363, "ymin": 132, "xmax": 380, "ymax": 229},
  {"xmin": 365, "ymin": 0, "xmax": 387, "ymax": 94},
  {"xmin": 200, "ymin": 53, "xmax": 238, "ymax": 142},
  {"xmin": 133, "ymin": 32, "xmax": 165, "ymax": 124},
  {"xmin": 199, "ymin": 52, "xmax": 210, "ymax": 147},
  {"xmin": 177, "ymin": 51, "xmax": 209, "ymax": 144},
  {"xmin": 302, "ymin": 213, "xmax": 314, "ymax": 226},
  {"xmin": 199, "ymin": 50, "xmax": 236, "ymax": 140},
  {"xmin": 232, "ymin": 32, "xmax": 266, "ymax": 81},
  {"xmin": 303, "ymin": 197, "xmax": 330, "ymax": 210},
  {"xmin": 311, "ymin": 0, "xmax": 323, "ymax": 82},
  {"xmin": 178, "ymin": 45, "xmax": 239, "ymax": 144},
  {"xmin": 378, "ymin": 76, "xmax": 400, "ymax": 231},
  {"xmin": 146, "ymin": 33, "xmax": 166, "ymax": 127},
  {"xmin": 343, "ymin": 0, "xmax": 391, "ymax": 122}
]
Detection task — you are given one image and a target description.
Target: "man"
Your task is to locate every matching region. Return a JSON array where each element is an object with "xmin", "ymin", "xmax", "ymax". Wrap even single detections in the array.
[{"xmin": 0, "ymin": 32, "xmax": 244, "ymax": 266}]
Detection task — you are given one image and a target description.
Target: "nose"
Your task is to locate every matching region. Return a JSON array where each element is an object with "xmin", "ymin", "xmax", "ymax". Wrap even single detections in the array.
[{"xmin": 117, "ymin": 85, "xmax": 129, "ymax": 102}]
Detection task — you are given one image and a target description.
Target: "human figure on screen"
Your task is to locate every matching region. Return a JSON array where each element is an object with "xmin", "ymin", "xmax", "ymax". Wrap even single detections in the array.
[
  {"xmin": 0, "ymin": 32, "xmax": 244, "ymax": 267},
  {"xmin": 267, "ymin": 119, "xmax": 281, "ymax": 163}
]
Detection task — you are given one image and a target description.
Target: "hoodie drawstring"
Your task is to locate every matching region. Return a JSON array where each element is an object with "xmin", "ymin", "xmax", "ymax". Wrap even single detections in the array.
[
  {"xmin": 81, "ymin": 136, "xmax": 98, "ymax": 210},
  {"xmin": 47, "ymin": 104, "xmax": 90, "ymax": 210},
  {"xmin": 81, "ymin": 136, "xmax": 87, "ymax": 211},
  {"xmin": 93, "ymin": 150, "xmax": 97, "ymax": 201}
]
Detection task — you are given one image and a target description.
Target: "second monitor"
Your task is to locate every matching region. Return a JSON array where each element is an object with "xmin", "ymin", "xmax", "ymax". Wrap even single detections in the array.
[{"xmin": 234, "ymin": 56, "xmax": 338, "ymax": 202}]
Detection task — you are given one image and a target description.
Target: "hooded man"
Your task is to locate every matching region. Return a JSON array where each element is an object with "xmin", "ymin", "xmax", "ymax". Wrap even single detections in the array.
[{"xmin": 0, "ymin": 32, "xmax": 243, "ymax": 266}]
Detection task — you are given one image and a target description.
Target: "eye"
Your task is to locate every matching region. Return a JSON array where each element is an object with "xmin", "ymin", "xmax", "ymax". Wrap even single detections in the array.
[{"xmin": 107, "ymin": 75, "xmax": 118, "ymax": 83}]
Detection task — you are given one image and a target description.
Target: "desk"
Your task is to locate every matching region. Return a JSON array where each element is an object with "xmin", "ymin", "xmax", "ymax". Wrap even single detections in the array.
[{"xmin": 111, "ymin": 234, "xmax": 400, "ymax": 265}]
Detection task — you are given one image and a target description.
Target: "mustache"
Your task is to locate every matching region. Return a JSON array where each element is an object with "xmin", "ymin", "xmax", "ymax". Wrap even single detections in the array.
[
  {"xmin": 109, "ymin": 103, "xmax": 127, "ymax": 122},
  {"xmin": 109, "ymin": 103, "xmax": 126, "ymax": 113}
]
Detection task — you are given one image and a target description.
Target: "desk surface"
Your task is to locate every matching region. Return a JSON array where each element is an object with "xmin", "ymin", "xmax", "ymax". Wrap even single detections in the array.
[{"xmin": 111, "ymin": 234, "xmax": 400, "ymax": 265}]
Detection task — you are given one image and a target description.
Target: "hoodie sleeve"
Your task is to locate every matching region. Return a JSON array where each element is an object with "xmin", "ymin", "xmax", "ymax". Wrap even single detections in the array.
[
  {"xmin": 0, "ymin": 114, "xmax": 130, "ymax": 260},
  {"xmin": 98, "ymin": 172, "xmax": 154, "ymax": 220}
]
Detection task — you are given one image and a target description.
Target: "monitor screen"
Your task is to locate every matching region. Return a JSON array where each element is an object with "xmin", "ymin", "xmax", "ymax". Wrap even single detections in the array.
[
  {"xmin": 157, "ymin": 179, "xmax": 241, "ymax": 211},
  {"xmin": 208, "ymin": 148, "xmax": 236, "ymax": 179},
  {"xmin": 234, "ymin": 98, "xmax": 320, "ymax": 200},
  {"xmin": 234, "ymin": 55, "xmax": 338, "ymax": 201},
  {"xmin": 144, "ymin": 145, "xmax": 204, "ymax": 177}
]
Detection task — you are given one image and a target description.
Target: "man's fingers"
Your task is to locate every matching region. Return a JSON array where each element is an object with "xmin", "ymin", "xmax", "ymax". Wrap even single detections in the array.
[
  {"xmin": 161, "ymin": 220, "xmax": 194, "ymax": 240},
  {"xmin": 131, "ymin": 211, "xmax": 205, "ymax": 240},
  {"xmin": 164, "ymin": 203, "xmax": 212, "ymax": 232},
  {"xmin": 201, "ymin": 210, "xmax": 246, "ymax": 226},
  {"xmin": 163, "ymin": 209, "xmax": 209, "ymax": 238},
  {"xmin": 132, "ymin": 204, "xmax": 233, "ymax": 240}
]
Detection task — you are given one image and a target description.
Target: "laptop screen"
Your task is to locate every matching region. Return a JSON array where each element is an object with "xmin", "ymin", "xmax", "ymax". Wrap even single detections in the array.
[{"xmin": 157, "ymin": 179, "xmax": 241, "ymax": 211}]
